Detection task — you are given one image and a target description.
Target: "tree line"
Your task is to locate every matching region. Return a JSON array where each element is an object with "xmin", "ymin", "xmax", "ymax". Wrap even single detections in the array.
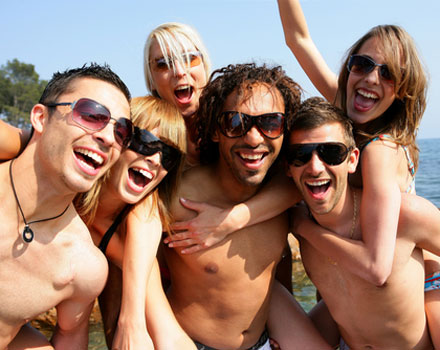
[{"xmin": 0, "ymin": 59, "xmax": 47, "ymax": 128}]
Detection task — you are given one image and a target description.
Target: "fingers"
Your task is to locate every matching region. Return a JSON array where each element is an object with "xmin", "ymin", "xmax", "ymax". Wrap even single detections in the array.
[
  {"xmin": 179, "ymin": 197, "xmax": 205, "ymax": 212},
  {"xmin": 164, "ymin": 231, "xmax": 196, "ymax": 244}
]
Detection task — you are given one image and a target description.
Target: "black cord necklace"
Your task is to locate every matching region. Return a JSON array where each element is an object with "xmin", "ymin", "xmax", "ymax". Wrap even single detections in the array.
[{"xmin": 9, "ymin": 159, "xmax": 70, "ymax": 243}]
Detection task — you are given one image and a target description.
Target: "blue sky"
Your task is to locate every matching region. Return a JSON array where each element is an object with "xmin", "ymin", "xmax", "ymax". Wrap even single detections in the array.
[{"xmin": 1, "ymin": 0, "xmax": 438, "ymax": 139}]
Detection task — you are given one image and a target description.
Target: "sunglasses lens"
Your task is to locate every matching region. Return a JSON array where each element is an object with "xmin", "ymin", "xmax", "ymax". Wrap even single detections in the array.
[
  {"xmin": 154, "ymin": 57, "xmax": 169, "ymax": 71},
  {"xmin": 219, "ymin": 112, "xmax": 248, "ymax": 138},
  {"xmin": 256, "ymin": 114, "xmax": 285, "ymax": 139},
  {"xmin": 187, "ymin": 52, "xmax": 202, "ymax": 67},
  {"xmin": 129, "ymin": 128, "xmax": 180, "ymax": 171},
  {"xmin": 348, "ymin": 55, "xmax": 374, "ymax": 75},
  {"xmin": 287, "ymin": 144, "xmax": 313, "ymax": 166},
  {"xmin": 379, "ymin": 66, "xmax": 392, "ymax": 81},
  {"xmin": 114, "ymin": 118, "xmax": 133, "ymax": 147},
  {"xmin": 72, "ymin": 98, "xmax": 110, "ymax": 130},
  {"xmin": 318, "ymin": 143, "xmax": 349, "ymax": 165}
]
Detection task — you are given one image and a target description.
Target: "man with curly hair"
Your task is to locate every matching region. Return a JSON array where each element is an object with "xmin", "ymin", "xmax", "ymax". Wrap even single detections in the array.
[{"xmin": 164, "ymin": 63, "xmax": 331, "ymax": 350}]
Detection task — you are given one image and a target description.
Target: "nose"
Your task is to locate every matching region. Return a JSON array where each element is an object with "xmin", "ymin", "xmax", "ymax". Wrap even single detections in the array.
[
  {"xmin": 146, "ymin": 151, "xmax": 162, "ymax": 167},
  {"xmin": 174, "ymin": 60, "xmax": 187, "ymax": 77},
  {"xmin": 364, "ymin": 66, "xmax": 381, "ymax": 85},
  {"xmin": 306, "ymin": 151, "xmax": 325, "ymax": 175},
  {"xmin": 243, "ymin": 125, "xmax": 265, "ymax": 147},
  {"xmin": 93, "ymin": 120, "xmax": 118, "ymax": 148}
]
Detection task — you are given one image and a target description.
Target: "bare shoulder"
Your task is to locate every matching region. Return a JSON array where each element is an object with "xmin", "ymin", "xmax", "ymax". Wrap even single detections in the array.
[{"xmin": 65, "ymin": 214, "xmax": 108, "ymax": 299}]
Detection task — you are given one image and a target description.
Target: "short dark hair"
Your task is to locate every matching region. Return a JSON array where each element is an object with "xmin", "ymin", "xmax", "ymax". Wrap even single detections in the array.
[
  {"xmin": 39, "ymin": 63, "xmax": 131, "ymax": 105},
  {"xmin": 196, "ymin": 63, "xmax": 302, "ymax": 164},
  {"xmin": 289, "ymin": 97, "xmax": 355, "ymax": 148}
]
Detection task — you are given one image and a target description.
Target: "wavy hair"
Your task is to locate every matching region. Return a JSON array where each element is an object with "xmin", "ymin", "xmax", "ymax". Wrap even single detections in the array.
[{"xmin": 336, "ymin": 25, "xmax": 427, "ymax": 171}]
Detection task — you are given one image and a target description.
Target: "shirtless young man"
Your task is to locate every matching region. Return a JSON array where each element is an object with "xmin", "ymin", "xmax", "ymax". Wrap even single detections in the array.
[
  {"xmin": 0, "ymin": 64, "xmax": 132, "ymax": 350},
  {"xmin": 284, "ymin": 97, "xmax": 439, "ymax": 349},
  {"xmin": 164, "ymin": 63, "xmax": 331, "ymax": 350}
]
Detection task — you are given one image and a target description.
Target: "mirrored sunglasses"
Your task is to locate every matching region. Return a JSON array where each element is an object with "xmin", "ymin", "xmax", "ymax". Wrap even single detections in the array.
[{"xmin": 46, "ymin": 98, "xmax": 133, "ymax": 148}]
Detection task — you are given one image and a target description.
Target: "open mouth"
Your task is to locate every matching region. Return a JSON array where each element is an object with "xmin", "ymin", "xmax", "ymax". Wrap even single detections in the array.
[
  {"xmin": 237, "ymin": 151, "xmax": 268, "ymax": 168},
  {"xmin": 128, "ymin": 167, "xmax": 153, "ymax": 192},
  {"xmin": 74, "ymin": 148, "xmax": 104, "ymax": 174},
  {"xmin": 305, "ymin": 179, "xmax": 330, "ymax": 197},
  {"xmin": 354, "ymin": 88, "xmax": 379, "ymax": 112},
  {"xmin": 174, "ymin": 85, "xmax": 193, "ymax": 104}
]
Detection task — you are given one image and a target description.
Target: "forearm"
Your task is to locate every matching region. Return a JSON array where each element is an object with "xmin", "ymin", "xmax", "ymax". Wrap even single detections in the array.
[
  {"xmin": 146, "ymin": 260, "xmax": 196, "ymax": 349},
  {"xmin": 0, "ymin": 120, "xmax": 29, "ymax": 160},
  {"xmin": 277, "ymin": 0, "xmax": 338, "ymax": 101}
]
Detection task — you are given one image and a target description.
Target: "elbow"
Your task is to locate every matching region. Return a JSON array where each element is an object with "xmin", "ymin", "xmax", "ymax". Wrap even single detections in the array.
[{"xmin": 368, "ymin": 264, "xmax": 392, "ymax": 287}]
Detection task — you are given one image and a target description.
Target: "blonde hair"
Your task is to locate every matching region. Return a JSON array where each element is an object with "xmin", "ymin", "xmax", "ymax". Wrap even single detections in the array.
[
  {"xmin": 75, "ymin": 96, "xmax": 187, "ymax": 233},
  {"xmin": 336, "ymin": 25, "xmax": 427, "ymax": 172},
  {"xmin": 144, "ymin": 22, "xmax": 211, "ymax": 95}
]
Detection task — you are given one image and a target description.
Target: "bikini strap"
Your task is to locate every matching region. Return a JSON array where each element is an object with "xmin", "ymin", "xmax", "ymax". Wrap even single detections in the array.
[{"xmin": 98, "ymin": 205, "xmax": 132, "ymax": 254}]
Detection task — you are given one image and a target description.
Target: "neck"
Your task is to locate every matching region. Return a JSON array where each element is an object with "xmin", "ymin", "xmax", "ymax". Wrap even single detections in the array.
[
  {"xmin": 95, "ymin": 182, "xmax": 128, "ymax": 220},
  {"xmin": 311, "ymin": 186, "xmax": 358, "ymax": 239},
  {"xmin": 9, "ymin": 156, "xmax": 75, "ymax": 222}
]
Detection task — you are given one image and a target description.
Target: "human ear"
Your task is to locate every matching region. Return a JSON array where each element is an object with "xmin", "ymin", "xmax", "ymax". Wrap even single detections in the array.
[
  {"xmin": 211, "ymin": 129, "xmax": 220, "ymax": 142},
  {"xmin": 347, "ymin": 147, "xmax": 360, "ymax": 174},
  {"xmin": 30, "ymin": 104, "xmax": 46, "ymax": 134}
]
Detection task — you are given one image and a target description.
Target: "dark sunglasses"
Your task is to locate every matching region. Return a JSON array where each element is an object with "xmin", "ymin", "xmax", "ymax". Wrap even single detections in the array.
[
  {"xmin": 286, "ymin": 142, "xmax": 352, "ymax": 167},
  {"xmin": 218, "ymin": 111, "xmax": 285, "ymax": 139},
  {"xmin": 347, "ymin": 54, "xmax": 393, "ymax": 82},
  {"xmin": 152, "ymin": 51, "xmax": 203, "ymax": 72},
  {"xmin": 128, "ymin": 126, "xmax": 182, "ymax": 171},
  {"xmin": 46, "ymin": 98, "xmax": 133, "ymax": 148}
]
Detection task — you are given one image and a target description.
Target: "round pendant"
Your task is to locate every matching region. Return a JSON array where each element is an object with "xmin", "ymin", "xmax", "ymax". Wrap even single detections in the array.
[{"xmin": 22, "ymin": 226, "xmax": 34, "ymax": 243}]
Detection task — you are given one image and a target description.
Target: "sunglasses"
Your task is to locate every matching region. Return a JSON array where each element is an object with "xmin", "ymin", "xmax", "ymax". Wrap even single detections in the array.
[
  {"xmin": 218, "ymin": 111, "xmax": 285, "ymax": 139},
  {"xmin": 347, "ymin": 54, "xmax": 393, "ymax": 82},
  {"xmin": 46, "ymin": 98, "xmax": 133, "ymax": 148},
  {"xmin": 286, "ymin": 142, "xmax": 352, "ymax": 167},
  {"xmin": 152, "ymin": 51, "xmax": 203, "ymax": 72},
  {"xmin": 128, "ymin": 127, "xmax": 182, "ymax": 171}
]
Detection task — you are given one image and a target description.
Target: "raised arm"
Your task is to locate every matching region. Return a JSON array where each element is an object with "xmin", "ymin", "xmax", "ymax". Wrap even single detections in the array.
[
  {"xmin": 0, "ymin": 120, "xmax": 30, "ymax": 160},
  {"xmin": 277, "ymin": 0, "xmax": 338, "ymax": 102},
  {"xmin": 293, "ymin": 142, "xmax": 402, "ymax": 285},
  {"xmin": 112, "ymin": 198, "xmax": 163, "ymax": 350},
  {"xmin": 165, "ymin": 169, "xmax": 301, "ymax": 253}
]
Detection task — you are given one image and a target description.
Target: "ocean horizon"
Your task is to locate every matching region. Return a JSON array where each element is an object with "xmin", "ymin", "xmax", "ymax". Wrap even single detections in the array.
[{"xmin": 416, "ymin": 137, "xmax": 440, "ymax": 207}]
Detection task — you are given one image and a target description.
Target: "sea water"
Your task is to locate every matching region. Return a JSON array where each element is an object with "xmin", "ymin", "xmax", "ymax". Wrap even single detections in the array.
[{"xmin": 416, "ymin": 138, "xmax": 440, "ymax": 207}]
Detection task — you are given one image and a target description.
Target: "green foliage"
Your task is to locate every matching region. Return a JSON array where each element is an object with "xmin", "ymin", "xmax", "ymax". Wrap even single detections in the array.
[{"xmin": 0, "ymin": 59, "xmax": 47, "ymax": 128}]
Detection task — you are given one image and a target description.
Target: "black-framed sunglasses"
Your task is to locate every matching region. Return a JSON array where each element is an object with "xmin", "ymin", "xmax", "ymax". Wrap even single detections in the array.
[
  {"xmin": 286, "ymin": 142, "xmax": 353, "ymax": 167},
  {"xmin": 128, "ymin": 126, "xmax": 182, "ymax": 171},
  {"xmin": 45, "ymin": 98, "xmax": 133, "ymax": 148},
  {"xmin": 151, "ymin": 51, "xmax": 203, "ymax": 72},
  {"xmin": 347, "ymin": 54, "xmax": 393, "ymax": 82},
  {"xmin": 218, "ymin": 111, "xmax": 285, "ymax": 139}
]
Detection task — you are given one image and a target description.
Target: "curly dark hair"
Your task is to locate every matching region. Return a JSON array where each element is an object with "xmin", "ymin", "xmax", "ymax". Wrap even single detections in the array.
[{"xmin": 196, "ymin": 63, "xmax": 302, "ymax": 164}]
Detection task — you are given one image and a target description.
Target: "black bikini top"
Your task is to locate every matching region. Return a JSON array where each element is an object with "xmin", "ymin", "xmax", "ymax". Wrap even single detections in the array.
[{"xmin": 98, "ymin": 205, "xmax": 131, "ymax": 254}]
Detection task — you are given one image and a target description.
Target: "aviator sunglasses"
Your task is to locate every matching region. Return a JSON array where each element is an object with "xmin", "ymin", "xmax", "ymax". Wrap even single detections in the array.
[
  {"xmin": 218, "ymin": 111, "xmax": 285, "ymax": 139},
  {"xmin": 128, "ymin": 126, "xmax": 182, "ymax": 171},
  {"xmin": 347, "ymin": 54, "xmax": 393, "ymax": 82},
  {"xmin": 286, "ymin": 142, "xmax": 353, "ymax": 167},
  {"xmin": 46, "ymin": 98, "xmax": 133, "ymax": 147},
  {"xmin": 152, "ymin": 51, "xmax": 203, "ymax": 72}
]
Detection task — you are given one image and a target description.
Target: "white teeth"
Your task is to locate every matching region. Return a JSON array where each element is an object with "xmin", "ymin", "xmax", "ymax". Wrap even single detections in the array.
[
  {"xmin": 240, "ymin": 153, "xmax": 263, "ymax": 161},
  {"xmin": 76, "ymin": 149, "xmax": 104, "ymax": 165},
  {"xmin": 175, "ymin": 85, "xmax": 190, "ymax": 91},
  {"xmin": 357, "ymin": 89, "xmax": 378, "ymax": 99},
  {"xmin": 306, "ymin": 179, "xmax": 330, "ymax": 187},
  {"xmin": 133, "ymin": 167, "xmax": 153, "ymax": 180},
  {"xmin": 78, "ymin": 159, "xmax": 95, "ymax": 171}
]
